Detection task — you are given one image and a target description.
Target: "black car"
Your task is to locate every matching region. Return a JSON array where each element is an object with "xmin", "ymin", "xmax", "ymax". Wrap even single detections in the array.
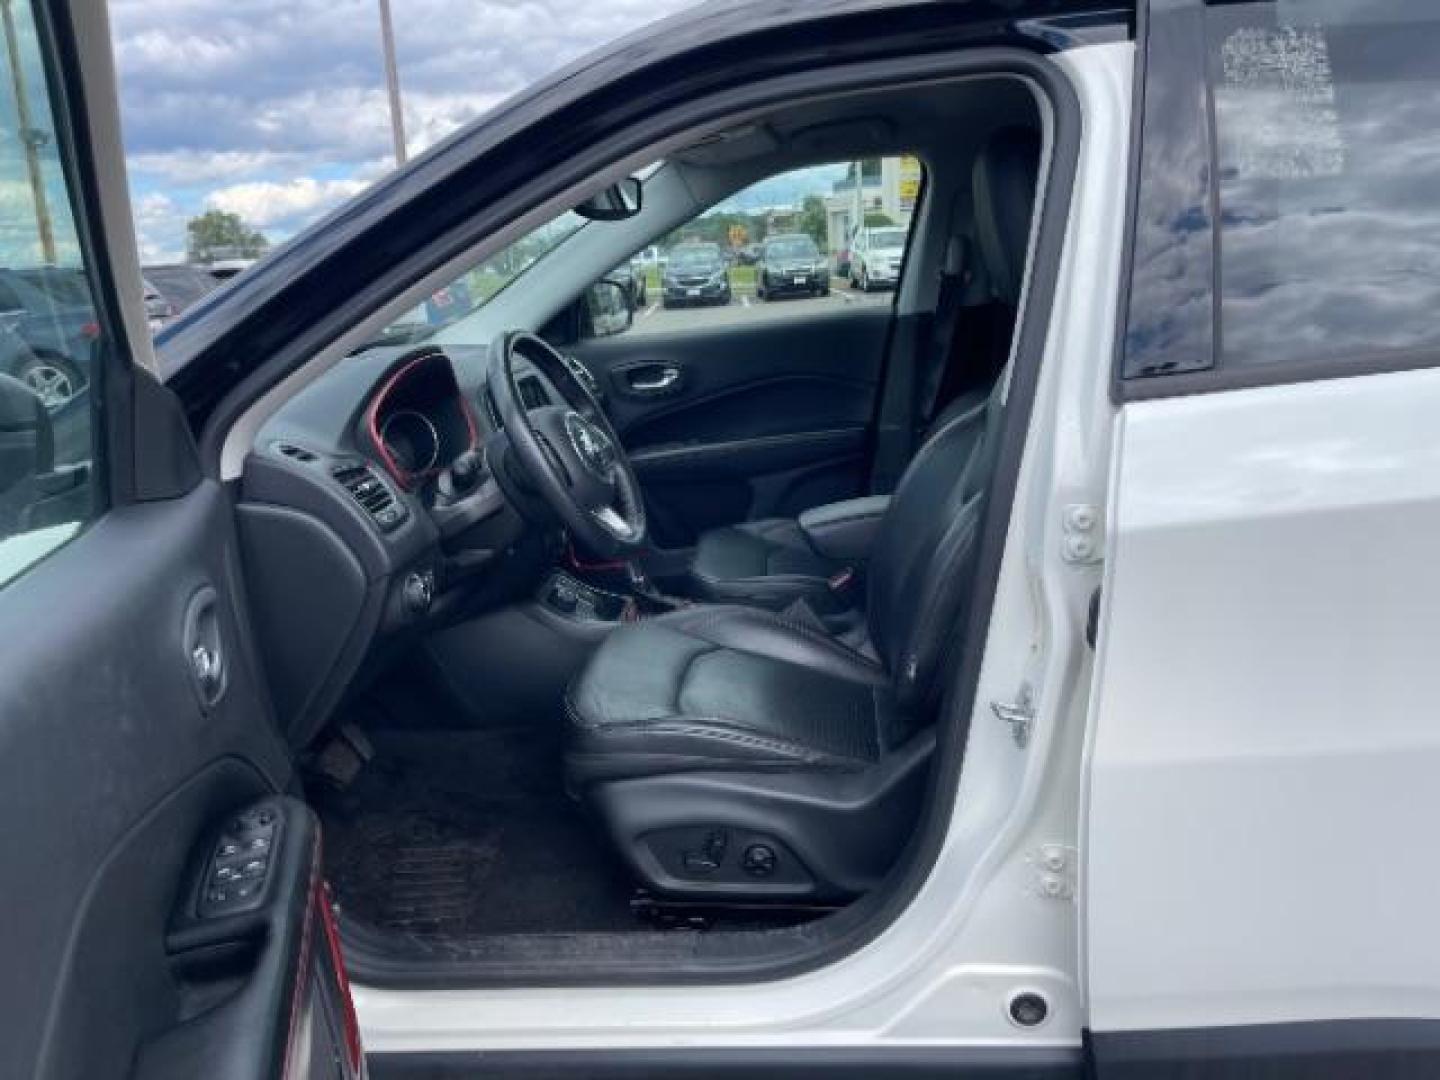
[
  {"xmin": 141, "ymin": 263, "xmax": 221, "ymax": 318},
  {"xmin": 661, "ymin": 242, "xmax": 730, "ymax": 306},
  {"xmin": 0, "ymin": 266, "xmax": 97, "ymax": 412},
  {"xmin": 755, "ymin": 233, "xmax": 829, "ymax": 300}
]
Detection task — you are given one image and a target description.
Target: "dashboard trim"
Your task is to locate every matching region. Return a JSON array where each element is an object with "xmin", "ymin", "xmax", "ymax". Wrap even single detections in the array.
[{"xmin": 364, "ymin": 350, "xmax": 480, "ymax": 489}]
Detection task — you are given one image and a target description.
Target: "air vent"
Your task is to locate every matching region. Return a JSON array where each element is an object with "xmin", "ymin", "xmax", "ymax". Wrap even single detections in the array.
[
  {"xmin": 332, "ymin": 462, "xmax": 406, "ymax": 531},
  {"xmin": 483, "ymin": 389, "xmax": 503, "ymax": 430},
  {"xmin": 275, "ymin": 442, "xmax": 317, "ymax": 463}
]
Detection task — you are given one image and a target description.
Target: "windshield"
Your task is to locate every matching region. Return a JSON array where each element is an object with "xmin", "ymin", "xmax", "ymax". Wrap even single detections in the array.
[
  {"xmin": 868, "ymin": 228, "xmax": 907, "ymax": 250},
  {"xmin": 371, "ymin": 211, "xmax": 586, "ymax": 348},
  {"xmin": 765, "ymin": 237, "xmax": 818, "ymax": 261},
  {"xmin": 667, "ymin": 246, "xmax": 722, "ymax": 271}
]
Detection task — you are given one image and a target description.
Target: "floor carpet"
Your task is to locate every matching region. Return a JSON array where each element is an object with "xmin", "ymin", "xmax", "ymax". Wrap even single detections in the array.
[{"xmin": 313, "ymin": 725, "xmax": 640, "ymax": 937}]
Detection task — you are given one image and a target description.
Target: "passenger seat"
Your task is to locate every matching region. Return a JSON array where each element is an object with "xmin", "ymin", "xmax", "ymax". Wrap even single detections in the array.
[{"xmin": 685, "ymin": 127, "xmax": 1039, "ymax": 611}]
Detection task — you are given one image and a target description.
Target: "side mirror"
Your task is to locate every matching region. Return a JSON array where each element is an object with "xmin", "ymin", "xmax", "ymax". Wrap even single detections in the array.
[
  {"xmin": 0, "ymin": 371, "xmax": 53, "ymax": 534},
  {"xmin": 575, "ymin": 177, "xmax": 642, "ymax": 222},
  {"xmin": 585, "ymin": 280, "xmax": 633, "ymax": 338}
]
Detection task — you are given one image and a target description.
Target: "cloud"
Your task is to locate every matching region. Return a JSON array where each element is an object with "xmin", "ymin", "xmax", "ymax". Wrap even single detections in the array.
[
  {"xmin": 132, "ymin": 191, "xmax": 186, "ymax": 263},
  {"xmin": 110, "ymin": 0, "xmax": 699, "ymax": 250},
  {"xmin": 205, "ymin": 175, "xmax": 373, "ymax": 231}
]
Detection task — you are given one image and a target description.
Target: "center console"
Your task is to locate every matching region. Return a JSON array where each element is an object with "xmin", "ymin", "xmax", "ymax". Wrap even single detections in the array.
[{"xmin": 539, "ymin": 571, "xmax": 630, "ymax": 622}]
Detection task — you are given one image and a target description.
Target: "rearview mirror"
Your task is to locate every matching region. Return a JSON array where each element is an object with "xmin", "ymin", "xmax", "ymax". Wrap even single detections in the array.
[{"xmin": 575, "ymin": 177, "xmax": 642, "ymax": 221}]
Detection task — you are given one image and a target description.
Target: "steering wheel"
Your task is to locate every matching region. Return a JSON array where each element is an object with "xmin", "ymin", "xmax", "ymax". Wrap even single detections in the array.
[{"xmin": 487, "ymin": 330, "xmax": 646, "ymax": 556}]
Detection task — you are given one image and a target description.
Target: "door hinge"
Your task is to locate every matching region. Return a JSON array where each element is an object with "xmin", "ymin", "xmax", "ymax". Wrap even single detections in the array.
[
  {"xmin": 1026, "ymin": 843, "xmax": 1077, "ymax": 902},
  {"xmin": 991, "ymin": 684, "xmax": 1035, "ymax": 749},
  {"xmin": 1061, "ymin": 503, "xmax": 1102, "ymax": 565}
]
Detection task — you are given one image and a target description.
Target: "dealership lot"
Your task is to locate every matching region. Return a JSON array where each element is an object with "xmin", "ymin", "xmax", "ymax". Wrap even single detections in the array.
[{"xmin": 630, "ymin": 279, "xmax": 891, "ymax": 335}]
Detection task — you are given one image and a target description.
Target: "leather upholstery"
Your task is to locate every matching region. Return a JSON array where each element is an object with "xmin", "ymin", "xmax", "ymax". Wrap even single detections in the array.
[
  {"xmin": 973, "ymin": 126, "xmax": 1040, "ymax": 305},
  {"xmin": 798, "ymin": 495, "xmax": 891, "ymax": 561},
  {"xmin": 688, "ymin": 517, "xmax": 841, "ymax": 607},
  {"xmin": 566, "ymin": 605, "xmax": 906, "ymax": 786},
  {"xmin": 564, "ymin": 129, "xmax": 1037, "ymax": 899}
]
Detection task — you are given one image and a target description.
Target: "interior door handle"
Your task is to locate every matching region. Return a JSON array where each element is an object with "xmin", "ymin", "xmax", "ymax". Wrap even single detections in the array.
[
  {"xmin": 628, "ymin": 366, "xmax": 680, "ymax": 393},
  {"xmin": 183, "ymin": 585, "xmax": 227, "ymax": 709}
]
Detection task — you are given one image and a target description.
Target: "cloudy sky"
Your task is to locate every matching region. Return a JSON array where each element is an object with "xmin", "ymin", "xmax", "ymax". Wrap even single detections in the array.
[{"xmin": 109, "ymin": 0, "xmax": 698, "ymax": 263}]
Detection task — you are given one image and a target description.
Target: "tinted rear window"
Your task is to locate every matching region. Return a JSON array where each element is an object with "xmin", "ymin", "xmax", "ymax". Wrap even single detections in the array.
[{"xmin": 1124, "ymin": 0, "xmax": 1440, "ymax": 381}]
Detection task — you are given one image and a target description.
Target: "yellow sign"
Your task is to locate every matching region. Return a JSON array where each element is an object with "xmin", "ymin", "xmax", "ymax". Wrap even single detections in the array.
[{"xmin": 898, "ymin": 154, "xmax": 922, "ymax": 211}]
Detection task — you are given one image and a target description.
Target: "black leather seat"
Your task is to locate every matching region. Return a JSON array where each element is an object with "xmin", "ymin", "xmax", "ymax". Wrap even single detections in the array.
[
  {"xmin": 686, "ymin": 127, "xmax": 1039, "ymax": 612},
  {"xmin": 566, "ymin": 388, "xmax": 1003, "ymax": 900},
  {"xmin": 687, "ymin": 517, "xmax": 843, "ymax": 609},
  {"xmin": 564, "ymin": 129, "xmax": 1038, "ymax": 902}
]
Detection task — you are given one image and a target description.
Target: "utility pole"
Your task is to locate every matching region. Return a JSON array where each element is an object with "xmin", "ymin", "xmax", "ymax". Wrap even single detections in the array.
[
  {"xmin": 378, "ymin": 0, "xmax": 407, "ymax": 166},
  {"xmin": 0, "ymin": 0, "xmax": 55, "ymax": 263}
]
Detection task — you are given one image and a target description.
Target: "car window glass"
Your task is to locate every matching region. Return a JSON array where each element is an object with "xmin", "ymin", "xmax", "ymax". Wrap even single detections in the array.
[
  {"xmin": 371, "ymin": 211, "xmax": 586, "ymax": 349},
  {"xmin": 1211, "ymin": 0, "xmax": 1440, "ymax": 370},
  {"xmin": 0, "ymin": 0, "xmax": 102, "ymax": 585},
  {"xmin": 620, "ymin": 155, "xmax": 919, "ymax": 339}
]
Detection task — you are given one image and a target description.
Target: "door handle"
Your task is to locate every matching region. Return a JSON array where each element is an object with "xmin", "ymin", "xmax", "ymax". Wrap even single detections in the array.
[
  {"xmin": 183, "ymin": 585, "xmax": 227, "ymax": 709},
  {"xmin": 627, "ymin": 366, "xmax": 680, "ymax": 393}
]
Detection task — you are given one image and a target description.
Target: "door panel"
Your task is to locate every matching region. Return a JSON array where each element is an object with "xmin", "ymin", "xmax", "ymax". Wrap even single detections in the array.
[
  {"xmin": 0, "ymin": 483, "xmax": 305, "ymax": 1079},
  {"xmin": 0, "ymin": 3, "xmax": 355, "ymax": 1077},
  {"xmin": 573, "ymin": 305, "xmax": 890, "ymax": 544}
]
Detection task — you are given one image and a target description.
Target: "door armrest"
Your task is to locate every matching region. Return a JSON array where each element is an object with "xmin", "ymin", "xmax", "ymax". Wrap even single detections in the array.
[{"xmin": 798, "ymin": 495, "xmax": 890, "ymax": 561}]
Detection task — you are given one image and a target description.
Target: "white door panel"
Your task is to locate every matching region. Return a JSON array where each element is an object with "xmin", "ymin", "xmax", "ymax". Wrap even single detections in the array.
[{"xmin": 1085, "ymin": 368, "xmax": 1440, "ymax": 1032}]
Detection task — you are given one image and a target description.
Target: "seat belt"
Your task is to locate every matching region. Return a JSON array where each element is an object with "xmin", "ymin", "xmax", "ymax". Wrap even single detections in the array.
[
  {"xmin": 917, "ymin": 234, "xmax": 970, "ymax": 428},
  {"xmin": 868, "ymin": 235, "xmax": 971, "ymax": 495}
]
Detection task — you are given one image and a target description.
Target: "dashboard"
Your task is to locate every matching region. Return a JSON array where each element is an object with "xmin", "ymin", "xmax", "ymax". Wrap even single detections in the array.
[{"xmin": 239, "ymin": 342, "xmax": 565, "ymax": 749}]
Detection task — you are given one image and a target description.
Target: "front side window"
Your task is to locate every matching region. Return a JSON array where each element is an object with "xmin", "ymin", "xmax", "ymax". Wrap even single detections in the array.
[
  {"xmin": 0, "ymin": 0, "xmax": 103, "ymax": 585},
  {"xmin": 622, "ymin": 155, "xmax": 919, "ymax": 339}
]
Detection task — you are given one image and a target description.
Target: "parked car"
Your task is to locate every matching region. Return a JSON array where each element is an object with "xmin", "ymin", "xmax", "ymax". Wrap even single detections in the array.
[
  {"xmin": 13, "ymin": 3, "xmax": 1440, "ymax": 1079},
  {"xmin": 0, "ymin": 266, "xmax": 97, "ymax": 411},
  {"xmin": 755, "ymin": 232, "xmax": 829, "ymax": 299},
  {"xmin": 661, "ymin": 242, "xmax": 730, "ymax": 306},
  {"xmin": 849, "ymin": 225, "xmax": 908, "ymax": 290},
  {"xmin": 141, "ymin": 263, "xmax": 221, "ymax": 320}
]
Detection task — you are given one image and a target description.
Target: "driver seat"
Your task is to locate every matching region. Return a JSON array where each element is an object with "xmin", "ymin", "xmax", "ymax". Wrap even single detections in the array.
[{"xmin": 565, "ymin": 385, "xmax": 1003, "ymax": 901}]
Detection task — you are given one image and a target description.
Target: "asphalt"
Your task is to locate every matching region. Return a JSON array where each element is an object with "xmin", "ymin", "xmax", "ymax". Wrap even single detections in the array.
[{"xmin": 629, "ymin": 278, "xmax": 892, "ymax": 336}]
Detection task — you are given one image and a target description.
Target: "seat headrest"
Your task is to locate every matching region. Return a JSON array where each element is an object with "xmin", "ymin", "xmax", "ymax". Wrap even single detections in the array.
[{"xmin": 972, "ymin": 127, "xmax": 1040, "ymax": 305}]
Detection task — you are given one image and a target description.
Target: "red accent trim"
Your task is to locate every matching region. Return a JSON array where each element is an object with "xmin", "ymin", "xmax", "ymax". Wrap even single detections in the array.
[
  {"xmin": 281, "ymin": 834, "xmax": 323, "ymax": 1080},
  {"xmin": 319, "ymin": 881, "xmax": 365, "ymax": 1075},
  {"xmin": 365, "ymin": 350, "xmax": 479, "ymax": 490},
  {"xmin": 567, "ymin": 538, "xmax": 627, "ymax": 572}
]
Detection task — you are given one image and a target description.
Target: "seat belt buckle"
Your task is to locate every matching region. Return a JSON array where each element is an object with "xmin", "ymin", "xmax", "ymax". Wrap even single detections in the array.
[{"xmin": 828, "ymin": 566, "xmax": 856, "ymax": 593}]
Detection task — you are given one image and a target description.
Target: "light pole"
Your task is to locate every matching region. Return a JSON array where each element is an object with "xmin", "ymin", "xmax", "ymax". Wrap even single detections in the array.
[
  {"xmin": 378, "ymin": 0, "xmax": 407, "ymax": 166},
  {"xmin": 0, "ymin": 0, "xmax": 55, "ymax": 263}
]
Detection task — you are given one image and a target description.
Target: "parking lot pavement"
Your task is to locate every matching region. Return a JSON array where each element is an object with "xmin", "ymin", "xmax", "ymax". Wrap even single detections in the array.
[{"xmin": 630, "ymin": 280, "xmax": 892, "ymax": 336}]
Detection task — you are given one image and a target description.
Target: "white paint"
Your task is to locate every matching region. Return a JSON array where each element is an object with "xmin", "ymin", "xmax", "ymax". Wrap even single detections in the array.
[
  {"xmin": 353, "ymin": 41, "xmax": 1133, "ymax": 1055},
  {"xmin": 1085, "ymin": 368, "xmax": 1440, "ymax": 1031}
]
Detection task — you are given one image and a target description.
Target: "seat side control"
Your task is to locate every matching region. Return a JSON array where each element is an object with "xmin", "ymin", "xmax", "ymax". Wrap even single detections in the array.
[{"xmin": 199, "ymin": 803, "xmax": 283, "ymax": 917}]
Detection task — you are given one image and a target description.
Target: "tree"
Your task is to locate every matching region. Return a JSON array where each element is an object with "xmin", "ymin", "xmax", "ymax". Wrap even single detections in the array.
[
  {"xmin": 797, "ymin": 194, "xmax": 828, "ymax": 250},
  {"xmin": 864, "ymin": 211, "xmax": 896, "ymax": 228},
  {"xmin": 186, "ymin": 210, "xmax": 269, "ymax": 263}
]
